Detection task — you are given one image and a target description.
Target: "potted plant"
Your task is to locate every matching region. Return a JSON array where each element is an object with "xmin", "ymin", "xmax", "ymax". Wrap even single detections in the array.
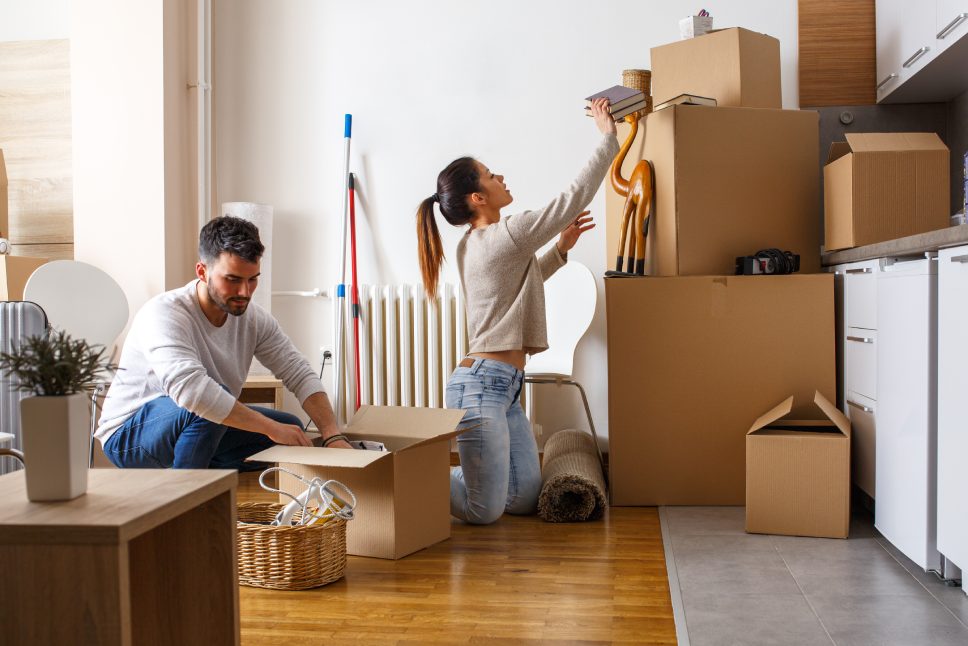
[{"xmin": 0, "ymin": 329, "xmax": 114, "ymax": 501}]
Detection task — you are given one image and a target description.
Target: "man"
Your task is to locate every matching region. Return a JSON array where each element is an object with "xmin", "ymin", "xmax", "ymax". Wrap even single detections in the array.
[{"xmin": 97, "ymin": 215, "xmax": 350, "ymax": 469}]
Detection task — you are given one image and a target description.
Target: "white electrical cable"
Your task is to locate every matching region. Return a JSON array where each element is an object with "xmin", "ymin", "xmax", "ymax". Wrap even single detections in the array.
[{"xmin": 259, "ymin": 466, "xmax": 357, "ymax": 527}]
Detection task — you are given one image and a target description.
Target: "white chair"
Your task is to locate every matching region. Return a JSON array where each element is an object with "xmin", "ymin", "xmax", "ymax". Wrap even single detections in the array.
[
  {"xmin": 24, "ymin": 260, "xmax": 129, "ymax": 467},
  {"xmin": 524, "ymin": 260, "xmax": 606, "ymax": 478}
]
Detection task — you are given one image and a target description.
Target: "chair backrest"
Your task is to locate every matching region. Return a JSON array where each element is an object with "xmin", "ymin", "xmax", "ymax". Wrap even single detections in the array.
[
  {"xmin": 24, "ymin": 260, "xmax": 129, "ymax": 352},
  {"xmin": 524, "ymin": 260, "xmax": 597, "ymax": 377}
]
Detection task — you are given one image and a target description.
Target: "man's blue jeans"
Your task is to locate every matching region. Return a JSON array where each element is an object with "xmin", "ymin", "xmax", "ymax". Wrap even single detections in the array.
[
  {"xmin": 446, "ymin": 358, "xmax": 541, "ymax": 524},
  {"xmin": 102, "ymin": 395, "xmax": 301, "ymax": 470}
]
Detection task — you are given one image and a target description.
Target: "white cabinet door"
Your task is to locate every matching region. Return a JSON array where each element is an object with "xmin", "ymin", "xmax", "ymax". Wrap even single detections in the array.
[
  {"xmin": 875, "ymin": 255, "xmax": 940, "ymax": 571},
  {"xmin": 876, "ymin": 0, "xmax": 907, "ymax": 96},
  {"xmin": 936, "ymin": 1, "xmax": 968, "ymax": 45},
  {"xmin": 876, "ymin": 0, "xmax": 938, "ymax": 100},
  {"xmin": 937, "ymin": 246, "xmax": 968, "ymax": 572}
]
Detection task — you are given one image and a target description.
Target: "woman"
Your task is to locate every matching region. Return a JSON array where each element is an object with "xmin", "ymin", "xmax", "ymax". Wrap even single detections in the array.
[{"xmin": 415, "ymin": 98, "xmax": 619, "ymax": 524}]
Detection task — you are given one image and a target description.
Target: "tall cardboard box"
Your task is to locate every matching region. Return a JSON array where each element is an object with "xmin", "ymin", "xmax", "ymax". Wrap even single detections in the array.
[
  {"xmin": 0, "ymin": 256, "xmax": 48, "ymax": 300},
  {"xmin": 746, "ymin": 391, "xmax": 851, "ymax": 539},
  {"xmin": 823, "ymin": 133, "xmax": 949, "ymax": 251},
  {"xmin": 650, "ymin": 28, "xmax": 781, "ymax": 109},
  {"xmin": 605, "ymin": 105, "xmax": 820, "ymax": 276},
  {"xmin": 606, "ymin": 274, "xmax": 835, "ymax": 505},
  {"xmin": 250, "ymin": 405, "xmax": 466, "ymax": 559}
]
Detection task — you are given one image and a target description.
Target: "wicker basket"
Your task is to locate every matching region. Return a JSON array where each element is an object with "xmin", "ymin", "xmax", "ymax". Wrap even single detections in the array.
[
  {"xmin": 237, "ymin": 501, "xmax": 347, "ymax": 590},
  {"xmin": 621, "ymin": 68, "xmax": 653, "ymax": 117}
]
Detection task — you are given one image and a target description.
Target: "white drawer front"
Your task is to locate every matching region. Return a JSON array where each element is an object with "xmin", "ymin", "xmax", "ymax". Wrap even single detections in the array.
[
  {"xmin": 845, "ymin": 328, "xmax": 876, "ymax": 400},
  {"xmin": 845, "ymin": 391, "xmax": 876, "ymax": 498},
  {"xmin": 845, "ymin": 263, "xmax": 877, "ymax": 330}
]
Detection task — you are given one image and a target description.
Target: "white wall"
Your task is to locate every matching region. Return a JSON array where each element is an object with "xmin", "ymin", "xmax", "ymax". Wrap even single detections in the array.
[
  {"xmin": 0, "ymin": 0, "xmax": 69, "ymax": 42},
  {"xmin": 215, "ymin": 0, "xmax": 801, "ymax": 443}
]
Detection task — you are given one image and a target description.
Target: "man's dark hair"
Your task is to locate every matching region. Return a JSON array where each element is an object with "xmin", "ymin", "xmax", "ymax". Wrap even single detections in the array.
[{"xmin": 199, "ymin": 215, "xmax": 265, "ymax": 264}]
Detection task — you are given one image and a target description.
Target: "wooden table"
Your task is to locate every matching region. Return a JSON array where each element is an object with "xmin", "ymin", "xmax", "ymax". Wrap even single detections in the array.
[
  {"xmin": 240, "ymin": 374, "xmax": 284, "ymax": 409},
  {"xmin": 0, "ymin": 469, "xmax": 239, "ymax": 646}
]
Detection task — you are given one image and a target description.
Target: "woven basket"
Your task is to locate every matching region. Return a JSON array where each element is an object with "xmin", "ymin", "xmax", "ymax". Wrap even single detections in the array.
[
  {"xmin": 237, "ymin": 502, "xmax": 347, "ymax": 590},
  {"xmin": 621, "ymin": 68, "xmax": 653, "ymax": 117}
]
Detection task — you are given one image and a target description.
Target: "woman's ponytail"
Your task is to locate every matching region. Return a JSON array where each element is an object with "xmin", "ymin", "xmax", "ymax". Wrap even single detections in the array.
[{"xmin": 417, "ymin": 196, "xmax": 444, "ymax": 299}]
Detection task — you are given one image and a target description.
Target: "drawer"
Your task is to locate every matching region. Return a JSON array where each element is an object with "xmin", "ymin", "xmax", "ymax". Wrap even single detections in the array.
[
  {"xmin": 845, "ymin": 328, "xmax": 876, "ymax": 400},
  {"xmin": 845, "ymin": 263, "xmax": 877, "ymax": 330},
  {"xmin": 846, "ymin": 391, "xmax": 876, "ymax": 498}
]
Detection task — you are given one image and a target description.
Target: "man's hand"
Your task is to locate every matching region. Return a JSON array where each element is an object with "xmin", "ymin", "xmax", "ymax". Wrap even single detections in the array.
[
  {"xmin": 320, "ymin": 435, "xmax": 353, "ymax": 449},
  {"xmin": 266, "ymin": 422, "xmax": 312, "ymax": 447},
  {"xmin": 557, "ymin": 211, "xmax": 596, "ymax": 255}
]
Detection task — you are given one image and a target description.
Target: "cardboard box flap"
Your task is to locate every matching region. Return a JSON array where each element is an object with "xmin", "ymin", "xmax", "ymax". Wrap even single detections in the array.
[
  {"xmin": 813, "ymin": 390, "xmax": 851, "ymax": 437},
  {"xmin": 747, "ymin": 396, "xmax": 794, "ymax": 435},
  {"xmin": 844, "ymin": 132, "xmax": 947, "ymax": 153},
  {"xmin": 0, "ymin": 149, "xmax": 7, "ymax": 184},
  {"xmin": 348, "ymin": 405, "xmax": 467, "ymax": 445},
  {"xmin": 826, "ymin": 141, "xmax": 852, "ymax": 164},
  {"xmin": 247, "ymin": 445, "xmax": 391, "ymax": 468}
]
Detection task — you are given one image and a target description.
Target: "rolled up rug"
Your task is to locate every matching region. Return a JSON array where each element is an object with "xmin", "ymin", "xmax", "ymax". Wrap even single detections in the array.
[{"xmin": 537, "ymin": 428, "xmax": 608, "ymax": 523}]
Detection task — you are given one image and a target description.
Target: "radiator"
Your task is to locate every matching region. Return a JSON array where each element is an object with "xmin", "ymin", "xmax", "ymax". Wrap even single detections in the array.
[{"xmin": 332, "ymin": 283, "xmax": 467, "ymax": 422}]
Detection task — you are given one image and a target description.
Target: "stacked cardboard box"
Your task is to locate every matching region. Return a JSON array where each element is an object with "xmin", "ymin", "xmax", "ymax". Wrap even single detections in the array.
[{"xmin": 605, "ymin": 29, "xmax": 840, "ymax": 520}]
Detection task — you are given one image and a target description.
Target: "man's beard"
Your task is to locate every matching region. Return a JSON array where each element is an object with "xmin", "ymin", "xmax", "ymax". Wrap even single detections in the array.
[{"xmin": 208, "ymin": 283, "xmax": 250, "ymax": 316}]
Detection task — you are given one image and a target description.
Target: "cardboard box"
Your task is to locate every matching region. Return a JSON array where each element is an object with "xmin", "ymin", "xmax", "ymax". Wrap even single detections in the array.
[
  {"xmin": 746, "ymin": 391, "xmax": 851, "ymax": 539},
  {"xmin": 0, "ymin": 255, "xmax": 48, "ymax": 301},
  {"xmin": 606, "ymin": 274, "xmax": 835, "ymax": 505},
  {"xmin": 651, "ymin": 28, "xmax": 781, "ymax": 109},
  {"xmin": 824, "ymin": 132, "xmax": 950, "ymax": 252},
  {"xmin": 605, "ymin": 105, "xmax": 820, "ymax": 276},
  {"xmin": 249, "ymin": 405, "xmax": 466, "ymax": 559}
]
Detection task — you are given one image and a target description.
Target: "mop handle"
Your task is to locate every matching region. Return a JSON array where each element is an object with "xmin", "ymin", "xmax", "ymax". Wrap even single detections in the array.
[{"xmin": 334, "ymin": 113, "xmax": 352, "ymax": 425}]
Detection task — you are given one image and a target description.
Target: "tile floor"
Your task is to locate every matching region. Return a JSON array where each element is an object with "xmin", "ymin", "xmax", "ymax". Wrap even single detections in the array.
[{"xmin": 660, "ymin": 506, "xmax": 968, "ymax": 646}]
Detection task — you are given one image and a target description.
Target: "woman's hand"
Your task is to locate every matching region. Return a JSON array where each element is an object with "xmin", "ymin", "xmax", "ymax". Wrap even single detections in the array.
[
  {"xmin": 589, "ymin": 97, "xmax": 617, "ymax": 136},
  {"xmin": 557, "ymin": 211, "xmax": 596, "ymax": 255}
]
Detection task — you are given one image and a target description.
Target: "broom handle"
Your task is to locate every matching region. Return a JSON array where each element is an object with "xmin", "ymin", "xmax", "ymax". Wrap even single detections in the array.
[{"xmin": 334, "ymin": 114, "xmax": 351, "ymax": 425}]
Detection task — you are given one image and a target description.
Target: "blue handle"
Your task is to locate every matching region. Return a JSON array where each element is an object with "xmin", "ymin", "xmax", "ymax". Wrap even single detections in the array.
[{"xmin": 344, "ymin": 114, "xmax": 352, "ymax": 138}]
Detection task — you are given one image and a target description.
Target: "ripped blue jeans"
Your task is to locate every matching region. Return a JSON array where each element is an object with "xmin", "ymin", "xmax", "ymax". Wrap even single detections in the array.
[{"xmin": 446, "ymin": 358, "xmax": 541, "ymax": 524}]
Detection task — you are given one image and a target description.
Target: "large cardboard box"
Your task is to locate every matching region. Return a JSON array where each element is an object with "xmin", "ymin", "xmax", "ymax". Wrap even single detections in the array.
[
  {"xmin": 0, "ymin": 256, "xmax": 48, "ymax": 300},
  {"xmin": 746, "ymin": 391, "xmax": 851, "ymax": 539},
  {"xmin": 605, "ymin": 105, "xmax": 820, "ymax": 276},
  {"xmin": 650, "ymin": 28, "xmax": 781, "ymax": 109},
  {"xmin": 823, "ymin": 132, "xmax": 950, "ymax": 251},
  {"xmin": 250, "ymin": 405, "xmax": 466, "ymax": 559},
  {"xmin": 606, "ymin": 274, "xmax": 835, "ymax": 505}
]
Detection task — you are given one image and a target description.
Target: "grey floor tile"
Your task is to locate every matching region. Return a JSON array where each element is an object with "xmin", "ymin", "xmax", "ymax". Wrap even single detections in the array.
[
  {"xmin": 875, "ymin": 535, "xmax": 968, "ymax": 627},
  {"xmin": 681, "ymin": 590, "xmax": 833, "ymax": 646},
  {"xmin": 807, "ymin": 593, "xmax": 968, "ymax": 646},
  {"xmin": 663, "ymin": 506, "xmax": 747, "ymax": 540},
  {"xmin": 674, "ymin": 536, "xmax": 801, "ymax": 596},
  {"xmin": 774, "ymin": 536, "xmax": 927, "ymax": 597}
]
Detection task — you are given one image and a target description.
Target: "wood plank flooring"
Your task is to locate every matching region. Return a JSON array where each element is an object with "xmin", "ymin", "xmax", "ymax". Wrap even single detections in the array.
[{"xmin": 237, "ymin": 472, "xmax": 676, "ymax": 645}]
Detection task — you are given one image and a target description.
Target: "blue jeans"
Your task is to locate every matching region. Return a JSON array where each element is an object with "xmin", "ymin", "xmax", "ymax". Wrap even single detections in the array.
[
  {"xmin": 447, "ymin": 358, "xmax": 541, "ymax": 524},
  {"xmin": 103, "ymin": 395, "xmax": 301, "ymax": 470}
]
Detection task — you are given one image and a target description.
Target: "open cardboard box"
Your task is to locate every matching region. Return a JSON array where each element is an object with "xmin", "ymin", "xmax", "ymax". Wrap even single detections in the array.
[
  {"xmin": 824, "ymin": 132, "xmax": 949, "ymax": 251},
  {"xmin": 249, "ymin": 405, "xmax": 466, "ymax": 559},
  {"xmin": 746, "ymin": 391, "xmax": 851, "ymax": 539}
]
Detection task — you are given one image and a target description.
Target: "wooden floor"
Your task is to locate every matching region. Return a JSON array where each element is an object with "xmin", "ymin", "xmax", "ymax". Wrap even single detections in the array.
[{"xmin": 237, "ymin": 473, "xmax": 677, "ymax": 645}]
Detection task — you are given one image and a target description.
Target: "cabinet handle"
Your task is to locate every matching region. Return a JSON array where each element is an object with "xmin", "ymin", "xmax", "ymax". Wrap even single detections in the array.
[
  {"xmin": 902, "ymin": 46, "xmax": 930, "ymax": 68},
  {"xmin": 876, "ymin": 73, "xmax": 898, "ymax": 90},
  {"xmin": 847, "ymin": 400, "xmax": 874, "ymax": 414},
  {"xmin": 950, "ymin": 254, "xmax": 968, "ymax": 264},
  {"xmin": 937, "ymin": 13, "xmax": 968, "ymax": 39},
  {"xmin": 845, "ymin": 267, "xmax": 872, "ymax": 274},
  {"xmin": 847, "ymin": 335, "xmax": 874, "ymax": 344}
]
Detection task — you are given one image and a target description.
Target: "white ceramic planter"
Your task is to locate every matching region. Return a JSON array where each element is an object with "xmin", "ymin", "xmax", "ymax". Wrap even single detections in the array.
[{"xmin": 20, "ymin": 393, "xmax": 90, "ymax": 501}]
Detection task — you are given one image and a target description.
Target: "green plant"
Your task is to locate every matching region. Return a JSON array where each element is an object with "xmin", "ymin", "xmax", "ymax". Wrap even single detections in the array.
[{"xmin": 0, "ymin": 329, "xmax": 115, "ymax": 396}]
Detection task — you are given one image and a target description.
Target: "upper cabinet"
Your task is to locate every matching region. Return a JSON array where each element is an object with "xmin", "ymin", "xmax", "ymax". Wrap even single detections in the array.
[{"xmin": 876, "ymin": 0, "xmax": 968, "ymax": 103}]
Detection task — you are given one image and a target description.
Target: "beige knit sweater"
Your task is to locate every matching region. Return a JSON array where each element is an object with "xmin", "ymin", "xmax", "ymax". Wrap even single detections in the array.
[{"xmin": 456, "ymin": 133, "xmax": 619, "ymax": 355}]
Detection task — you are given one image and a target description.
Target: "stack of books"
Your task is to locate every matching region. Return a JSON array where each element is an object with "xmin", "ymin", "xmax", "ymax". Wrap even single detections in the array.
[
  {"xmin": 584, "ymin": 85, "xmax": 648, "ymax": 122},
  {"xmin": 653, "ymin": 93, "xmax": 717, "ymax": 111}
]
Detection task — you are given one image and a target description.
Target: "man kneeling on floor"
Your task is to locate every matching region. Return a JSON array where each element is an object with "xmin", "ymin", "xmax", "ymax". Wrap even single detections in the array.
[{"xmin": 97, "ymin": 215, "xmax": 351, "ymax": 469}]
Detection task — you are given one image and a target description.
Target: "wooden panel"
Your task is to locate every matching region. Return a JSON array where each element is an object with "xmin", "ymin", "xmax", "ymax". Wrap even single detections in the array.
[
  {"xmin": 799, "ymin": 0, "xmax": 877, "ymax": 106},
  {"xmin": 0, "ymin": 40, "xmax": 73, "ymax": 244},
  {"xmin": 11, "ymin": 243, "xmax": 73, "ymax": 260}
]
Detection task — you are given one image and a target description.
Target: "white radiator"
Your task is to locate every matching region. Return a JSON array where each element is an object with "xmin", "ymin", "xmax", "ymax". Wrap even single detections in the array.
[{"xmin": 332, "ymin": 283, "xmax": 466, "ymax": 422}]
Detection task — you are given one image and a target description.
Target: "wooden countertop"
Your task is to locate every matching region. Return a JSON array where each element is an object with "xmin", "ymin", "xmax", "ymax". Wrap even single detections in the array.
[
  {"xmin": 0, "ymin": 468, "xmax": 237, "ymax": 545},
  {"xmin": 822, "ymin": 224, "xmax": 968, "ymax": 266}
]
